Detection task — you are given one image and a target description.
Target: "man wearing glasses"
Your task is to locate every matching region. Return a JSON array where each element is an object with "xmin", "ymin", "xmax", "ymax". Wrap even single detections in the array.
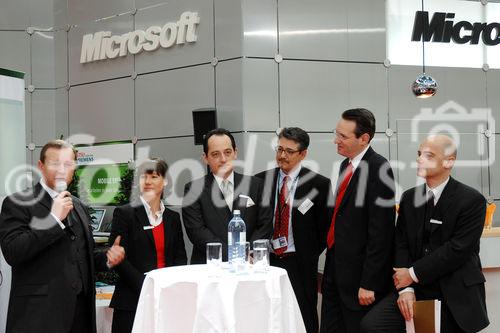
[
  {"xmin": 320, "ymin": 109, "xmax": 396, "ymax": 333},
  {"xmin": 0, "ymin": 139, "xmax": 124, "ymax": 333},
  {"xmin": 256, "ymin": 127, "xmax": 332, "ymax": 333}
]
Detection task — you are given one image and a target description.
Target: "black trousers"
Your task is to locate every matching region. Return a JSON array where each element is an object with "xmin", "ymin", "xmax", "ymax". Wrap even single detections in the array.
[
  {"xmin": 320, "ymin": 252, "xmax": 373, "ymax": 333},
  {"xmin": 270, "ymin": 253, "xmax": 319, "ymax": 333},
  {"xmin": 112, "ymin": 309, "xmax": 136, "ymax": 333},
  {"xmin": 69, "ymin": 292, "xmax": 92, "ymax": 333},
  {"xmin": 360, "ymin": 291, "xmax": 465, "ymax": 333}
]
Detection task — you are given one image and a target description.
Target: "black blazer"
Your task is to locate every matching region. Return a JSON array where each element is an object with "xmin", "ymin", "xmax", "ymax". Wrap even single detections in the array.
[
  {"xmin": 109, "ymin": 202, "xmax": 187, "ymax": 311},
  {"xmin": 182, "ymin": 172, "xmax": 273, "ymax": 264},
  {"xmin": 326, "ymin": 147, "xmax": 396, "ymax": 310},
  {"xmin": 255, "ymin": 167, "xmax": 332, "ymax": 268},
  {"xmin": 0, "ymin": 183, "xmax": 106, "ymax": 333},
  {"xmin": 395, "ymin": 177, "xmax": 489, "ymax": 332}
]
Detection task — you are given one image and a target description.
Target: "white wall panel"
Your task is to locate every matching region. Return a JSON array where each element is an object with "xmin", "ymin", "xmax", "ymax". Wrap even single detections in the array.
[
  {"xmin": 0, "ymin": 32, "xmax": 31, "ymax": 84},
  {"xmin": 279, "ymin": 0, "xmax": 348, "ymax": 61},
  {"xmin": 68, "ymin": 14, "xmax": 134, "ymax": 85},
  {"xmin": 135, "ymin": 0, "xmax": 214, "ymax": 74},
  {"xmin": 32, "ymin": 30, "xmax": 68, "ymax": 89},
  {"xmin": 69, "ymin": 78, "xmax": 133, "ymax": 142},
  {"xmin": 0, "ymin": 0, "xmax": 30, "ymax": 30},
  {"xmin": 280, "ymin": 61, "xmax": 388, "ymax": 131},
  {"xmin": 68, "ymin": 0, "xmax": 134, "ymax": 26},
  {"xmin": 135, "ymin": 65, "xmax": 214, "ymax": 139}
]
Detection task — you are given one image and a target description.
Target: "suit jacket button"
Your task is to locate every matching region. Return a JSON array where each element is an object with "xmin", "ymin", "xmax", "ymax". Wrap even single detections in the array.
[
  {"xmin": 70, "ymin": 235, "xmax": 76, "ymax": 241},
  {"xmin": 72, "ymin": 282, "xmax": 78, "ymax": 289}
]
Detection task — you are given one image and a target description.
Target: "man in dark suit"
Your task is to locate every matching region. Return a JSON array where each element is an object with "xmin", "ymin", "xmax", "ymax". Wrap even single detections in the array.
[
  {"xmin": 320, "ymin": 108, "xmax": 396, "ymax": 333},
  {"xmin": 0, "ymin": 139, "xmax": 125, "ymax": 333},
  {"xmin": 360, "ymin": 135, "xmax": 489, "ymax": 333},
  {"xmin": 255, "ymin": 127, "xmax": 331, "ymax": 333},
  {"xmin": 182, "ymin": 128, "xmax": 273, "ymax": 264}
]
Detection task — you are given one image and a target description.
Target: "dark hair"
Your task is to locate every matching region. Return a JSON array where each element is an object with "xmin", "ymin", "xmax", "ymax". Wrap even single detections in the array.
[
  {"xmin": 278, "ymin": 127, "xmax": 310, "ymax": 151},
  {"xmin": 40, "ymin": 139, "xmax": 77, "ymax": 163},
  {"xmin": 202, "ymin": 128, "xmax": 236, "ymax": 154},
  {"xmin": 341, "ymin": 108, "xmax": 375, "ymax": 141},
  {"xmin": 137, "ymin": 158, "xmax": 168, "ymax": 178}
]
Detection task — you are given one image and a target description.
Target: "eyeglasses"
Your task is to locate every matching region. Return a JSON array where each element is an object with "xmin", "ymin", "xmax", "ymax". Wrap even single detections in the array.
[
  {"xmin": 275, "ymin": 147, "xmax": 301, "ymax": 156},
  {"xmin": 332, "ymin": 129, "xmax": 353, "ymax": 141},
  {"xmin": 45, "ymin": 160, "xmax": 76, "ymax": 169}
]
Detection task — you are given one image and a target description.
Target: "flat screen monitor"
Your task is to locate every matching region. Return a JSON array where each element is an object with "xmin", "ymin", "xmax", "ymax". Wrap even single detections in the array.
[{"xmin": 89, "ymin": 208, "xmax": 106, "ymax": 232}]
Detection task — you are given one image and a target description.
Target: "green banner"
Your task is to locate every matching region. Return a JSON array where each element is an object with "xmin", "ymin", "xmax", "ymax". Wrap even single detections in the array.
[{"xmin": 71, "ymin": 163, "xmax": 133, "ymax": 206}]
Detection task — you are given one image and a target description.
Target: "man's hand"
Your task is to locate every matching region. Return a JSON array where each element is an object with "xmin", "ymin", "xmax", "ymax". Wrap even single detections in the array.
[
  {"xmin": 106, "ymin": 236, "xmax": 125, "ymax": 268},
  {"xmin": 393, "ymin": 267, "xmax": 414, "ymax": 289},
  {"xmin": 51, "ymin": 191, "xmax": 73, "ymax": 221},
  {"xmin": 397, "ymin": 291, "xmax": 416, "ymax": 321},
  {"xmin": 358, "ymin": 287, "xmax": 375, "ymax": 306}
]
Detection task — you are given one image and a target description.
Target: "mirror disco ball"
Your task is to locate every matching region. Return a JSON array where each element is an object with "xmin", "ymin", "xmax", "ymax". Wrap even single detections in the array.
[{"xmin": 411, "ymin": 73, "xmax": 437, "ymax": 98}]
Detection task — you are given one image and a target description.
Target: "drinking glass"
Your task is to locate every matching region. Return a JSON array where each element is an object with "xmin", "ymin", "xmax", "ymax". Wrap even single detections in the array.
[
  {"xmin": 253, "ymin": 239, "xmax": 270, "ymax": 265},
  {"xmin": 253, "ymin": 247, "xmax": 269, "ymax": 273},
  {"xmin": 206, "ymin": 242, "xmax": 222, "ymax": 276}
]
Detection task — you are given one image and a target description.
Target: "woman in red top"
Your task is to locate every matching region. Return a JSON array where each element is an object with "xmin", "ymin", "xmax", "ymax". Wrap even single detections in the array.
[{"xmin": 109, "ymin": 159, "xmax": 187, "ymax": 333}]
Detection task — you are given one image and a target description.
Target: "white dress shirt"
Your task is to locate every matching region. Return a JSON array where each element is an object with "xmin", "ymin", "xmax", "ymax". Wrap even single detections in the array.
[
  {"xmin": 40, "ymin": 179, "xmax": 66, "ymax": 229},
  {"xmin": 350, "ymin": 145, "xmax": 370, "ymax": 170},
  {"xmin": 140, "ymin": 196, "xmax": 165, "ymax": 227}
]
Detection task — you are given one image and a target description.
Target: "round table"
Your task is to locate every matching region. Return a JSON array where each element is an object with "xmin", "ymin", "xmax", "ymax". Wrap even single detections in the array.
[{"xmin": 132, "ymin": 264, "xmax": 306, "ymax": 333}]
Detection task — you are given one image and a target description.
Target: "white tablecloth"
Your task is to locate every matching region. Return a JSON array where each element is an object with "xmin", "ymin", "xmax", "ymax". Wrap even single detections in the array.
[{"xmin": 132, "ymin": 265, "xmax": 306, "ymax": 333}]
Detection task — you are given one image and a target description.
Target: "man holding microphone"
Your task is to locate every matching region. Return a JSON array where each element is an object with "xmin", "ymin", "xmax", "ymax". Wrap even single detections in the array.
[{"xmin": 0, "ymin": 139, "xmax": 125, "ymax": 333}]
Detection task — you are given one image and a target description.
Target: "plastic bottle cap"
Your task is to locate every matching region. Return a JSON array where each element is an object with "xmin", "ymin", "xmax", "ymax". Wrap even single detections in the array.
[{"xmin": 233, "ymin": 210, "xmax": 241, "ymax": 215}]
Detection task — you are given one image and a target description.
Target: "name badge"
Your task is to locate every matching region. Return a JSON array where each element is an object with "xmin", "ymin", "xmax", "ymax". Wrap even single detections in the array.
[
  {"xmin": 298, "ymin": 198, "xmax": 314, "ymax": 215},
  {"xmin": 272, "ymin": 236, "xmax": 288, "ymax": 250},
  {"xmin": 430, "ymin": 219, "xmax": 442, "ymax": 225},
  {"xmin": 143, "ymin": 225, "xmax": 154, "ymax": 230}
]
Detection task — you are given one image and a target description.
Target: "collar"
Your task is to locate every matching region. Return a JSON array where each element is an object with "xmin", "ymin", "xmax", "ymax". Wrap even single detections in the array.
[
  {"xmin": 140, "ymin": 195, "xmax": 165, "ymax": 226},
  {"xmin": 279, "ymin": 164, "xmax": 301, "ymax": 183},
  {"xmin": 350, "ymin": 145, "xmax": 370, "ymax": 170},
  {"xmin": 213, "ymin": 171, "xmax": 235, "ymax": 188},
  {"xmin": 426, "ymin": 177, "xmax": 450, "ymax": 204},
  {"xmin": 40, "ymin": 179, "xmax": 59, "ymax": 199}
]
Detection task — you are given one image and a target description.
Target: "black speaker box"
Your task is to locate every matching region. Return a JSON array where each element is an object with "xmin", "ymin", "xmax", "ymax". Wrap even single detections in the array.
[{"xmin": 192, "ymin": 108, "xmax": 217, "ymax": 145}]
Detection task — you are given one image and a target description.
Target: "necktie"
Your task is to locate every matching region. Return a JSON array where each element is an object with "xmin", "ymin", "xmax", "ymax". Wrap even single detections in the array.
[
  {"xmin": 327, "ymin": 162, "xmax": 354, "ymax": 249},
  {"xmin": 423, "ymin": 190, "xmax": 435, "ymax": 241},
  {"xmin": 221, "ymin": 179, "xmax": 233, "ymax": 211},
  {"xmin": 273, "ymin": 176, "xmax": 289, "ymax": 256}
]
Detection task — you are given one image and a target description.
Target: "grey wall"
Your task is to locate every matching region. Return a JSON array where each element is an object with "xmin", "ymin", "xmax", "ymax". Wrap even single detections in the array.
[{"xmin": 1, "ymin": 0, "xmax": 499, "ymax": 226}]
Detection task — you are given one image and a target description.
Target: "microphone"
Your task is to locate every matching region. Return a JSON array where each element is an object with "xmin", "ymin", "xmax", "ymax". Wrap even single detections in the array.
[
  {"xmin": 55, "ymin": 180, "xmax": 73, "ymax": 228},
  {"xmin": 55, "ymin": 180, "xmax": 67, "ymax": 193}
]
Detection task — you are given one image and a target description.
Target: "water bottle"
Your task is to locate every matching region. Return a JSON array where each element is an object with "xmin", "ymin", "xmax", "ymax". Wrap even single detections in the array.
[{"xmin": 227, "ymin": 210, "xmax": 246, "ymax": 273}]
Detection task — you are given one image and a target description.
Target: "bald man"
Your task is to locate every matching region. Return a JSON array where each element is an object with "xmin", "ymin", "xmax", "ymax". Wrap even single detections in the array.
[{"xmin": 360, "ymin": 135, "xmax": 489, "ymax": 333}]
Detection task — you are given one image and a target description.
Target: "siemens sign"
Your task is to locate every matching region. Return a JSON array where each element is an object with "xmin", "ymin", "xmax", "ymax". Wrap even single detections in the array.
[
  {"xmin": 412, "ymin": 11, "xmax": 500, "ymax": 46},
  {"xmin": 80, "ymin": 11, "xmax": 200, "ymax": 64}
]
